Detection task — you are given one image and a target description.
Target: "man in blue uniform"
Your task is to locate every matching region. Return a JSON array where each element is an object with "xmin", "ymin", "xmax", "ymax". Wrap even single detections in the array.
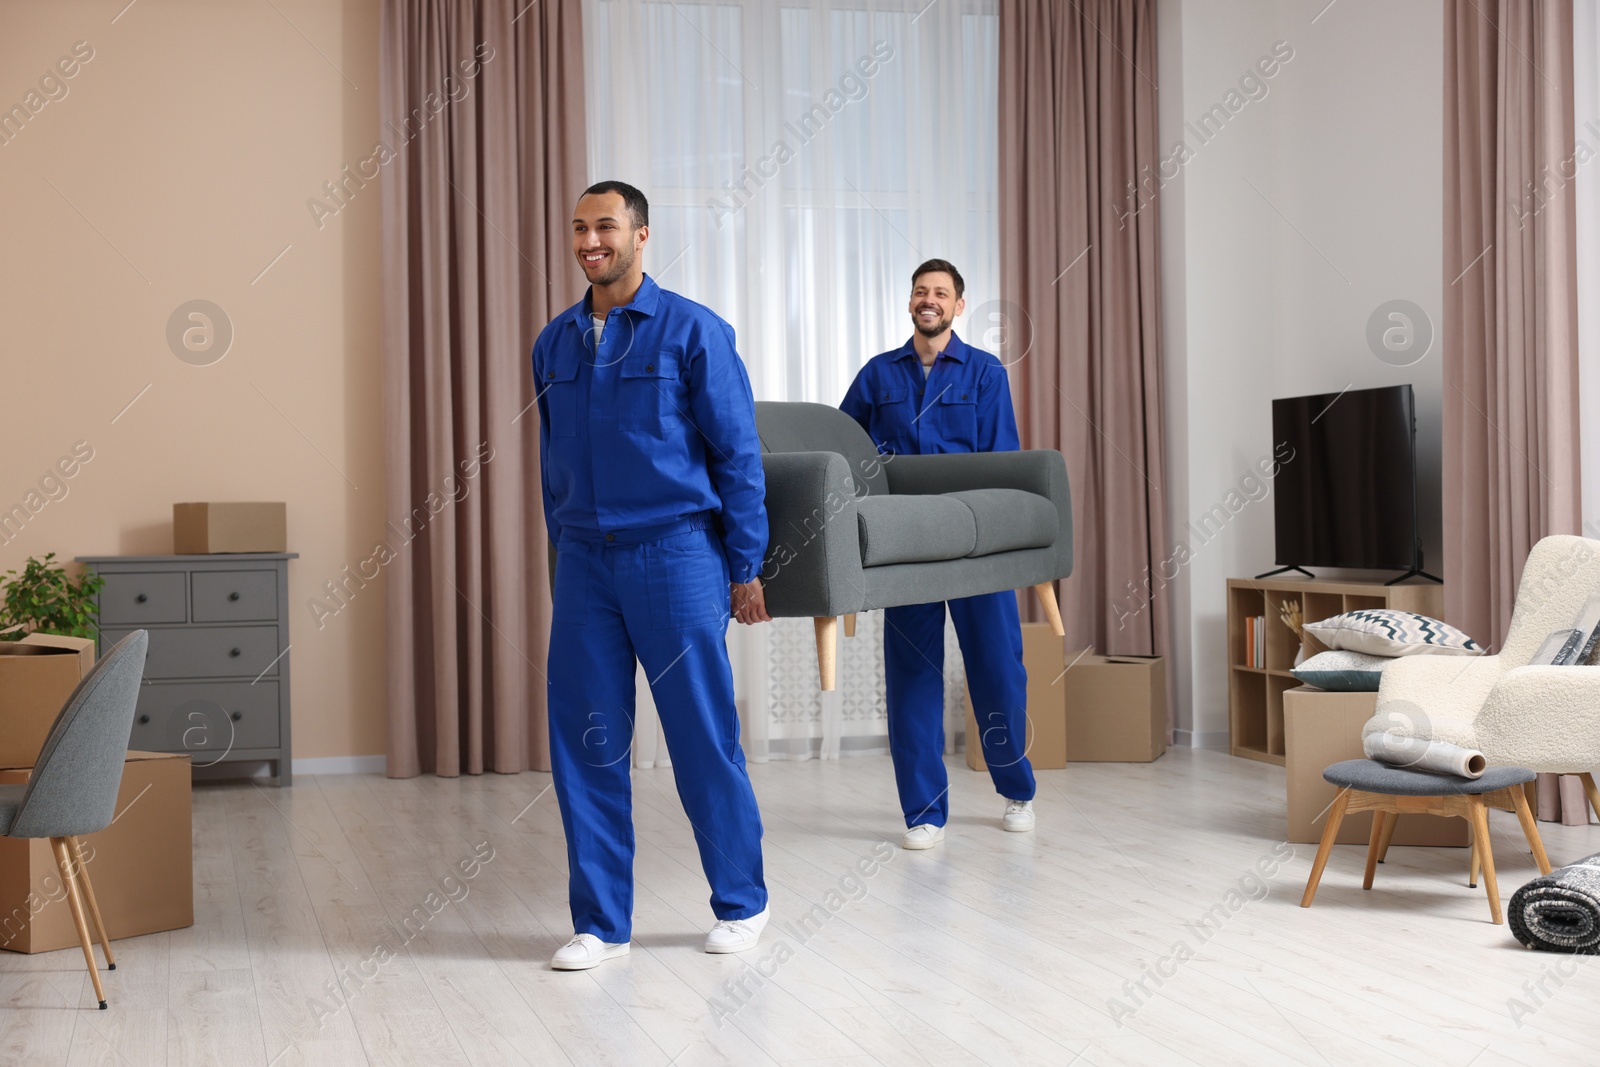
[
  {"xmin": 840, "ymin": 259, "xmax": 1037, "ymax": 849},
  {"xmin": 534, "ymin": 181, "xmax": 773, "ymax": 970}
]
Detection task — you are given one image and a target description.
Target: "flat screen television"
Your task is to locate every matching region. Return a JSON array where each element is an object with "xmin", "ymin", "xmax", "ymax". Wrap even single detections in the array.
[{"xmin": 1267, "ymin": 384, "xmax": 1435, "ymax": 582}]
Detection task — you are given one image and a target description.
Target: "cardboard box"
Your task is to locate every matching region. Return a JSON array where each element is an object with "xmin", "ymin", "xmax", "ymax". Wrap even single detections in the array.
[
  {"xmin": 173, "ymin": 502, "xmax": 287, "ymax": 553},
  {"xmin": 0, "ymin": 751, "xmax": 193, "ymax": 954},
  {"xmin": 965, "ymin": 623, "xmax": 1068, "ymax": 771},
  {"xmin": 1062, "ymin": 653, "xmax": 1168, "ymax": 762},
  {"xmin": 0, "ymin": 633, "xmax": 97, "ymax": 766},
  {"xmin": 1283, "ymin": 686, "xmax": 1468, "ymax": 846}
]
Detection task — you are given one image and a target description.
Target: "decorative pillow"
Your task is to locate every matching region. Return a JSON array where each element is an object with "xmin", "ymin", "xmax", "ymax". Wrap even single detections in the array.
[
  {"xmin": 1291, "ymin": 650, "xmax": 1397, "ymax": 692},
  {"xmin": 1303, "ymin": 609, "xmax": 1484, "ymax": 658}
]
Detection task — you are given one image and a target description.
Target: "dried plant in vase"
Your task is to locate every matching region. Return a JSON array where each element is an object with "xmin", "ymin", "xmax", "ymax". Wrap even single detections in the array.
[{"xmin": 1279, "ymin": 600, "xmax": 1306, "ymax": 666}]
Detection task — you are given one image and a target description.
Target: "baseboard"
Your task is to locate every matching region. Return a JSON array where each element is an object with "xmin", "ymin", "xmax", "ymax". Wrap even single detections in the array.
[
  {"xmin": 188, "ymin": 754, "xmax": 386, "ymax": 781},
  {"xmin": 295, "ymin": 755, "xmax": 387, "ymax": 775},
  {"xmin": 1173, "ymin": 729, "xmax": 1230, "ymax": 751}
]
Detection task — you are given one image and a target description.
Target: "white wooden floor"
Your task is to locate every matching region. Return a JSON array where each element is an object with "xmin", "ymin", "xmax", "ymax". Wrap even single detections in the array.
[{"xmin": 3, "ymin": 748, "xmax": 1599, "ymax": 1066}]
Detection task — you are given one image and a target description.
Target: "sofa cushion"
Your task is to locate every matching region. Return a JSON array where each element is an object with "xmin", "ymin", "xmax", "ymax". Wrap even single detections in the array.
[
  {"xmin": 856, "ymin": 495, "xmax": 977, "ymax": 567},
  {"xmin": 946, "ymin": 489, "xmax": 1059, "ymax": 557}
]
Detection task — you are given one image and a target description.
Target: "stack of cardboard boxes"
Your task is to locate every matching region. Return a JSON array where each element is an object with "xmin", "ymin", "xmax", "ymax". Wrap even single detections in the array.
[{"xmin": 0, "ymin": 633, "xmax": 192, "ymax": 954}]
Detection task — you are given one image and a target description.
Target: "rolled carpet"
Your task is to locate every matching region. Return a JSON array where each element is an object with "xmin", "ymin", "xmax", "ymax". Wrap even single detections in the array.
[{"xmin": 1509, "ymin": 853, "xmax": 1600, "ymax": 953}]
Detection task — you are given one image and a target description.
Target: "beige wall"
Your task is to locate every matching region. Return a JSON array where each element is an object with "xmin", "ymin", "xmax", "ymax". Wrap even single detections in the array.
[{"xmin": 1, "ymin": 1, "xmax": 386, "ymax": 761}]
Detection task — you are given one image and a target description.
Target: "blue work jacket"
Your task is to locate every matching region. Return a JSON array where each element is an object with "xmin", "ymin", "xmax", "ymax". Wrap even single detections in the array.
[
  {"xmin": 532, "ymin": 274, "xmax": 768, "ymax": 584},
  {"xmin": 840, "ymin": 331, "xmax": 1020, "ymax": 457}
]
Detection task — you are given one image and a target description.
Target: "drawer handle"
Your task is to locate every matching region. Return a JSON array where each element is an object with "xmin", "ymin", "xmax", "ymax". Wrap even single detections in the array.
[
  {"xmin": 228, "ymin": 592, "xmax": 241, "ymax": 602},
  {"xmin": 136, "ymin": 593, "xmax": 148, "ymax": 604},
  {"xmin": 229, "ymin": 647, "xmax": 242, "ymax": 657},
  {"xmin": 231, "ymin": 711, "xmax": 243, "ymax": 722},
  {"xmin": 138, "ymin": 714, "xmax": 150, "ymax": 724}
]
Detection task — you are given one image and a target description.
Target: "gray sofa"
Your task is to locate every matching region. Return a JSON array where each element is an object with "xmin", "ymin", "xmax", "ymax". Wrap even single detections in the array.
[{"xmin": 755, "ymin": 402, "xmax": 1073, "ymax": 689}]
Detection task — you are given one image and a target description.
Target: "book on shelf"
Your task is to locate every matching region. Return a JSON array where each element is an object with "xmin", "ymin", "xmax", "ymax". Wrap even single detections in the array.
[{"xmin": 1249, "ymin": 614, "xmax": 1265, "ymax": 668}]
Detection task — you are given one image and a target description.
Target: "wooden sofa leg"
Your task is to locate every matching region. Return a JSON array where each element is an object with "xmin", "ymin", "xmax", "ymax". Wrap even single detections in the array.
[
  {"xmin": 843, "ymin": 613, "xmax": 857, "ymax": 638},
  {"xmin": 1032, "ymin": 582, "xmax": 1065, "ymax": 637},
  {"xmin": 814, "ymin": 617, "xmax": 838, "ymax": 691}
]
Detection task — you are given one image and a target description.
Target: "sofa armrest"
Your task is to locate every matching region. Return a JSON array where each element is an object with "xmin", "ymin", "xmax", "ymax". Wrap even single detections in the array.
[
  {"xmin": 884, "ymin": 450, "xmax": 1072, "ymax": 579},
  {"xmin": 1470, "ymin": 666, "xmax": 1600, "ymax": 771},
  {"xmin": 758, "ymin": 451, "xmax": 866, "ymax": 618}
]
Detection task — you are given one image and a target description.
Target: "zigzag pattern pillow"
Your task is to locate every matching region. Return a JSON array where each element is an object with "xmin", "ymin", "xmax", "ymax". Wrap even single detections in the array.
[{"xmin": 1304, "ymin": 609, "xmax": 1484, "ymax": 658}]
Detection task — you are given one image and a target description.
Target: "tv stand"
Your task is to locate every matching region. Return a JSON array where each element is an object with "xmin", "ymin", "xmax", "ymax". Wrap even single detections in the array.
[
  {"xmin": 1255, "ymin": 564, "xmax": 1314, "ymax": 580},
  {"xmin": 1227, "ymin": 576, "xmax": 1445, "ymax": 766}
]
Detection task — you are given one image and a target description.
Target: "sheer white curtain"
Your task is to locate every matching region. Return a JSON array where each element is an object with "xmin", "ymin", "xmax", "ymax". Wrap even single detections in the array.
[{"xmin": 584, "ymin": 0, "xmax": 1000, "ymax": 761}]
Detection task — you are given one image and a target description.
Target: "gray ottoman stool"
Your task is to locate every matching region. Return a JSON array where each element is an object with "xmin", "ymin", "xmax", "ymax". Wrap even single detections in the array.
[{"xmin": 1299, "ymin": 759, "xmax": 1552, "ymax": 924}]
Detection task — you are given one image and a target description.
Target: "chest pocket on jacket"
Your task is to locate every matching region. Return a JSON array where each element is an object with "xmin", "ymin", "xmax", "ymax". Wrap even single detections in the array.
[
  {"xmin": 938, "ymin": 389, "xmax": 978, "ymax": 449},
  {"xmin": 870, "ymin": 383, "xmax": 911, "ymax": 440},
  {"xmin": 619, "ymin": 348, "xmax": 683, "ymax": 435},
  {"xmin": 541, "ymin": 354, "xmax": 582, "ymax": 437}
]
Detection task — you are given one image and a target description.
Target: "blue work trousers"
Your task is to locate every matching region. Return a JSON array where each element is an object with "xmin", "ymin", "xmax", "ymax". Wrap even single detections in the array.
[
  {"xmin": 883, "ymin": 590, "xmax": 1037, "ymax": 827},
  {"xmin": 547, "ymin": 522, "xmax": 767, "ymax": 943}
]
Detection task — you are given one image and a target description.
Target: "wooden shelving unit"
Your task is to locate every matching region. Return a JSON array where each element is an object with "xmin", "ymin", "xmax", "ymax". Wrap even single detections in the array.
[{"xmin": 1226, "ymin": 577, "xmax": 1444, "ymax": 766}]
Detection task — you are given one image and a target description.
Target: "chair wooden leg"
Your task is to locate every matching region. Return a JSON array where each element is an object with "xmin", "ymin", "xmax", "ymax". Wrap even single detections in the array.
[
  {"xmin": 1469, "ymin": 835, "xmax": 1482, "ymax": 888},
  {"xmin": 1363, "ymin": 812, "xmax": 1388, "ymax": 890},
  {"xmin": 814, "ymin": 617, "xmax": 838, "ymax": 691},
  {"xmin": 50, "ymin": 837, "xmax": 107, "ymax": 1008},
  {"xmin": 1300, "ymin": 790, "xmax": 1351, "ymax": 908},
  {"xmin": 843, "ymin": 613, "xmax": 856, "ymax": 638},
  {"xmin": 67, "ymin": 837, "xmax": 115, "ymax": 970},
  {"xmin": 1579, "ymin": 773, "xmax": 1600, "ymax": 825},
  {"xmin": 1376, "ymin": 809, "xmax": 1399, "ymax": 864},
  {"xmin": 1509, "ymin": 785, "xmax": 1553, "ymax": 876},
  {"xmin": 1466, "ymin": 799, "xmax": 1503, "ymax": 924},
  {"xmin": 1032, "ymin": 583, "xmax": 1065, "ymax": 637}
]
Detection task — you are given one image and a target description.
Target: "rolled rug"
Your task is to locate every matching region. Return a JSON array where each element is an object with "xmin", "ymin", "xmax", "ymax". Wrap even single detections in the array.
[
  {"xmin": 1361, "ymin": 733, "xmax": 1487, "ymax": 778},
  {"xmin": 1510, "ymin": 854, "xmax": 1600, "ymax": 953}
]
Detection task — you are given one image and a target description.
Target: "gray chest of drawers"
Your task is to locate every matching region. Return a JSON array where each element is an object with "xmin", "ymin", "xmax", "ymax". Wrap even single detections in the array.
[{"xmin": 76, "ymin": 553, "xmax": 298, "ymax": 786}]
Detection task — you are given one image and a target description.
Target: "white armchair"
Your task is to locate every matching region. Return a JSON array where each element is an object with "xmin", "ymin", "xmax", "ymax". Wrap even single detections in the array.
[{"xmin": 1362, "ymin": 534, "xmax": 1600, "ymax": 821}]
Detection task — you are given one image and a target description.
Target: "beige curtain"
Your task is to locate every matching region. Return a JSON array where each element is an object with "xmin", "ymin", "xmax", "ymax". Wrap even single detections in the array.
[
  {"xmin": 998, "ymin": 0, "xmax": 1172, "ymax": 728},
  {"xmin": 380, "ymin": 0, "xmax": 586, "ymax": 777},
  {"xmin": 1443, "ymin": 0, "xmax": 1581, "ymax": 645},
  {"xmin": 1444, "ymin": 1, "xmax": 1584, "ymax": 820}
]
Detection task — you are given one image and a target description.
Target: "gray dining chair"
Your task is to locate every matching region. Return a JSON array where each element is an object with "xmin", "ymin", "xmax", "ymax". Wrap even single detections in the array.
[{"xmin": 0, "ymin": 629, "xmax": 147, "ymax": 1009}]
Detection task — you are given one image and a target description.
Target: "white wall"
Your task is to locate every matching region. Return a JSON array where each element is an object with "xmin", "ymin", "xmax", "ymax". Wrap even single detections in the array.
[{"xmin": 1157, "ymin": 0, "xmax": 1444, "ymax": 746}]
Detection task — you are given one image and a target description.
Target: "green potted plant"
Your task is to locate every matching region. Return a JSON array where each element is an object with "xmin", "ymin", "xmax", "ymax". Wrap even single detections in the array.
[{"xmin": 0, "ymin": 552, "xmax": 104, "ymax": 641}]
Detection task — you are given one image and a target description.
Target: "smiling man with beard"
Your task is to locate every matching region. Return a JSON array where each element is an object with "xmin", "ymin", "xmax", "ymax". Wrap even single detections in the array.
[
  {"xmin": 839, "ymin": 259, "xmax": 1038, "ymax": 849},
  {"xmin": 532, "ymin": 180, "xmax": 772, "ymax": 970}
]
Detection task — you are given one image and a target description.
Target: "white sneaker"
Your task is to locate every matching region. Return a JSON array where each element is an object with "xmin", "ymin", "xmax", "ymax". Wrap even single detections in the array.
[
  {"xmin": 551, "ymin": 933, "xmax": 630, "ymax": 970},
  {"xmin": 705, "ymin": 907, "xmax": 769, "ymax": 953},
  {"xmin": 1003, "ymin": 800, "xmax": 1035, "ymax": 833},
  {"xmin": 902, "ymin": 823, "xmax": 946, "ymax": 850}
]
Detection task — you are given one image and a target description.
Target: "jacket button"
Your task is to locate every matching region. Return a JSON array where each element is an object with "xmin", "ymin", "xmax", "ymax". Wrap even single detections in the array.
[
  {"xmin": 605, "ymin": 533, "xmax": 615, "ymax": 542},
  {"xmin": 962, "ymin": 393, "xmax": 969, "ymax": 399},
  {"xmin": 546, "ymin": 371, "xmax": 554, "ymax": 379},
  {"xmin": 645, "ymin": 363, "xmax": 654, "ymax": 372}
]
